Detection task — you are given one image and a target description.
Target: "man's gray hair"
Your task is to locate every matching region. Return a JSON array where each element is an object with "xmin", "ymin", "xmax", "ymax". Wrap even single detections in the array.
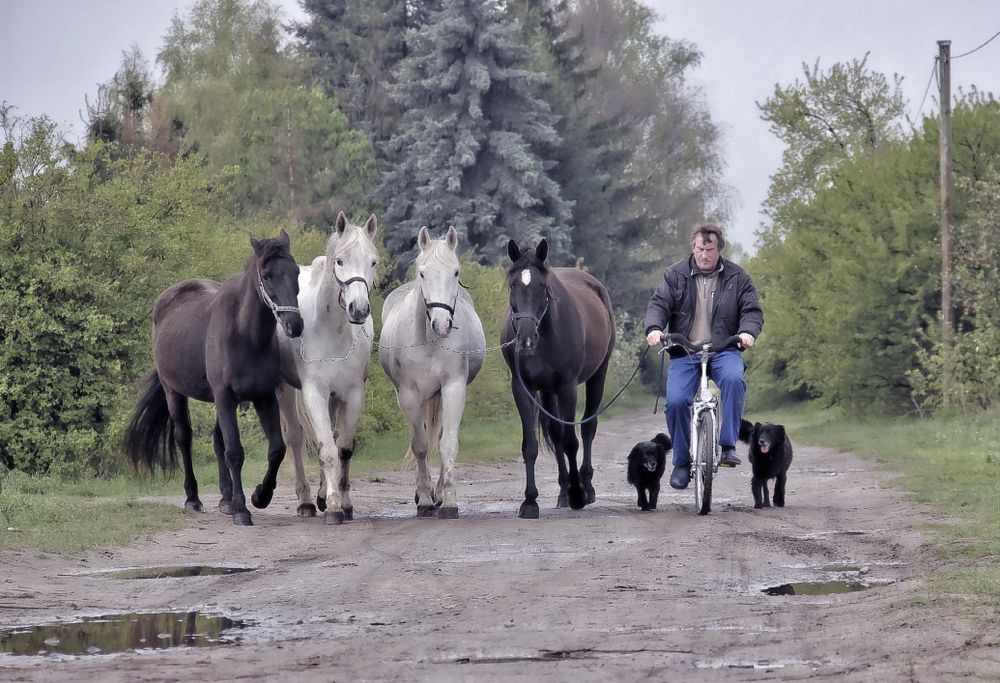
[{"xmin": 691, "ymin": 223, "xmax": 726, "ymax": 251}]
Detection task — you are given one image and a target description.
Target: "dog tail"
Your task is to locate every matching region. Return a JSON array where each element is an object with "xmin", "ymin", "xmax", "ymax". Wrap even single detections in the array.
[{"xmin": 738, "ymin": 418, "xmax": 754, "ymax": 444}]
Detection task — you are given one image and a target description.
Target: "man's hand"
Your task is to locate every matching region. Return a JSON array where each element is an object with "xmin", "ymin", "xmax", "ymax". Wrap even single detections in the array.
[
  {"xmin": 646, "ymin": 330, "xmax": 663, "ymax": 347},
  {"xmin": 738, "ymin": 333, "xmax": 755, "ymax": 349}
]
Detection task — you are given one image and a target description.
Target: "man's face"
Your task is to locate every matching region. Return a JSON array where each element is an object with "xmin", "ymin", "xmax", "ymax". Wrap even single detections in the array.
[{"xmin": 692, "ymin": 234, "xmax": 721, "ymax": 271}]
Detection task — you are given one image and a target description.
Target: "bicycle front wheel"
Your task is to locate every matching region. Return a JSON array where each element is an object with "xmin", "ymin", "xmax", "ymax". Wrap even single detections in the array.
[{"xmin": 693, "ymin": 410, "xmax": 716, "ymax": 515}]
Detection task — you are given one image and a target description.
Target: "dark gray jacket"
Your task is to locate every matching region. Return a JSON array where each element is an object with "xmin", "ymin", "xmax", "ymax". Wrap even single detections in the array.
[{"xmin": 644, "ymin": 256, "xmax": 763, "ymax": 356}]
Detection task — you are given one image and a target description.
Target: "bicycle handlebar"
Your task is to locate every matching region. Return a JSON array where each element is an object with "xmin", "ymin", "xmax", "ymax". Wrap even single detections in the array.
[{"xmin": 660, "ymin": 333, "xmax": 743, "ymax": 354}]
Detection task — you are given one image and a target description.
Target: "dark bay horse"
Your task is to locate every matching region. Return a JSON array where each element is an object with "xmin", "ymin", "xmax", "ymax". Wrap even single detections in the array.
[
  {"xmin": 501, "ymin": 239, "xmax": 615, "ymax": 519},
  {"xmin": 124, "ymin": 230, "xmax": 304, "ymax": 525}
]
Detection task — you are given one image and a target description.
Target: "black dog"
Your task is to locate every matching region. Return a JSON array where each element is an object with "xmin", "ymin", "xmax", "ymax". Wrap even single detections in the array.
[
  {"xmin": 627, "ymin": 433, "xmax": 671, "ymax": 511},
  {"xmin": 739, "ymin": 419, "xmax": 793, "ymax": 509}
]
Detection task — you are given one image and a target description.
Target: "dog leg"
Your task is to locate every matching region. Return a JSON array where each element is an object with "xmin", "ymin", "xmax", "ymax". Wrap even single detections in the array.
[
  {"xmin": 751, "ymin": 478, "xmax": 764, "ymax": 509},
  {"xmin": 762, "ymin": 480, "xmax": 771, "ymax": 508},
  {"xmin": 774, "ymin": 474, "xmax": 786, "ymax": 507},
  {"xmin": 649, "ymin": 484, "xmax": 659, "ymax": 510},
  {"xmin": 636, "ymin": 486, "xmax": 649, "ymax": 511}
]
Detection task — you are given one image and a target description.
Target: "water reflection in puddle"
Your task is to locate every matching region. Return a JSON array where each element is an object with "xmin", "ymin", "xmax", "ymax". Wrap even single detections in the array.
[
  {"xmin": 105, "ymin": 566, "xmax": 256, "ymax": 580},
  {"xmin": 0, "ymin": 612, "xmax": 247, "ymax": 656},
  {"xmin": 762, "ymin": 581, "xmax": 871, "ymax": 596}
]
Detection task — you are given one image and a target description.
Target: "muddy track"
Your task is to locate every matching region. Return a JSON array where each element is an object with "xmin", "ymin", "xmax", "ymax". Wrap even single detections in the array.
[{"xmin": 1, "ymin": 409, "xmax": 997, "ymax": 681}]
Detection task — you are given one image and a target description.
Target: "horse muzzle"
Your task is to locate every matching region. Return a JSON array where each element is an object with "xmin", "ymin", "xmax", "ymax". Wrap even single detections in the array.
[
  {"xmin": 281, "ymin": 311, "xmax": 305, "ymax": 338},
  {"xmin": 347, "ymin": 301, "xmax": 370, "ymax": 325},
  {"xmin": 431, "ymin": 317, "xmax": 454, "ymax": 338}
]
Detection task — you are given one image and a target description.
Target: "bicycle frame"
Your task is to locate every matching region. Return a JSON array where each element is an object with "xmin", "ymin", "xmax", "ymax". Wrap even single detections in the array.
[{"xmin": 690, "ymin": 344, "xmax": 721, "ymax": 474}]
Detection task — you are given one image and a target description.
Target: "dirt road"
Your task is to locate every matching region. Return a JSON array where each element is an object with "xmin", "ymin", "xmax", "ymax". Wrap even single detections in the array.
[{"xmin": 1, "ymin": 409, "xmax": 997, "ymax": 681}]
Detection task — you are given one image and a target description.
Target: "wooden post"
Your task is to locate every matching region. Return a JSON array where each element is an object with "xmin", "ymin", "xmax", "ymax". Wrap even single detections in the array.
[{"xmin": 938, "ymin": 39, "xmax": 953, "ymax": 404}]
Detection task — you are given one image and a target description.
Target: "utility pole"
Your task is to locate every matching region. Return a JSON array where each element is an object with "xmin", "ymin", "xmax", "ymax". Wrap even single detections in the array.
[{"xmin": 938, "ymin": 39, "xmax": 953, "ymax": 404}]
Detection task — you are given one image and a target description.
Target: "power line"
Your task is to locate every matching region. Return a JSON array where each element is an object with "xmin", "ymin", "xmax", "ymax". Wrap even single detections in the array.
[
  {"xmin": 916, "ymin": 56, "xmax": 938, "ymax": 116},
  {"xmin": 952, "ymin": 28, "xmax": 1000, "ymax": 59}
]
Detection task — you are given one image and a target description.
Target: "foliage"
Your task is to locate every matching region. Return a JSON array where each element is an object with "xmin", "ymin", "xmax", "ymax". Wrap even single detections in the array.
[
  {"xmin": 379, "ymin": 0, "xmax": 573, "ymax": 272},
  {"xmin": 0, "ymin": 113, "xmax": 250, "ymax": 476},
  {"xmin": 750, "ymin": 79, "xmax": 1000, "ymax": 414},
  {"xmin": 157, "ymin": 0, "xmax": 377, "ymax": 227}
]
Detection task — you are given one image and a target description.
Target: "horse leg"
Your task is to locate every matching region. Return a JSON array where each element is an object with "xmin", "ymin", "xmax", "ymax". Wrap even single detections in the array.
[
  {"xmin": 164, "ymin": 390, "xmax": 202, "ymax": 512},
  {"xmin": 399, "ymin": 388, "xmax": 434, "ymax": 517},
  {"xmin": 580, "ymin": 360, "xmax": 610, "ymax": 505},
  {"xmin": 213, "ymin": 419, "xmax": 233, "ymax": 515},
  {"xmin": 335, "ymin": 386, "xmax": 367, "ymax": 521},
  {"xmin": 555, "ymin": 383, "xmax": 586, "ymax": 510},
  {"xmin": 277, "ymin": 385, "xmax": 314, "ymax": 517},
  {"xmin": 250, "ymin": 392, "xmax": 286, "ymax": 511},
  {"xmin": 541, "ymin": 392, "xmax": 570, "ymax": 508},
  {"xmin": 435, "ymin": 381, "xmax": 466, "ymax": 519},
  {"xmin": 301, "ymin": 383, "xmax": 347, "ymax": 525},
  {"xmin": 215, "ymin": 393, "xmax": 252, "ymax": 526},
  {"xmin": 510, "ymin": 378, "xmax": 540, "ymax": 519}
]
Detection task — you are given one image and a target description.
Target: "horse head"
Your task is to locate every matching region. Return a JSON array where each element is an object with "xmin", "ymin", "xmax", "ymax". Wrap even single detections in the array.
[
  {"xmin": 416, "ymin": 225, "xmax": 461, "ymax": 338},
  {"xmin": 252, "ymin": 229, "xmax": 304, "ymax": 338},
  {"xmin": 506, "ymin": 238, "xmax": 550, "ymax": 354},
  {"xmin": 328, "ymin": 211, "xmax": 379, "ymax": 325}
]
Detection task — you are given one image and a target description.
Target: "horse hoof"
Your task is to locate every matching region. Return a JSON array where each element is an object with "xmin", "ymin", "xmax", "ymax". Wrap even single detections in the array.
[
  {"xmin": 342, "ymin": 506, "xmax": 354, "ymax": 521},
  {"xmin": 233, "ymin": 512, "xmax": 253, "ymax": 526},
  {"xmin": 219, "ymin": 499, "xmax": 233, "ymax": 515},
  {"xmin": 324, "ymin": 510, "xmax": 345, "ymax": 525},
  {"xmin": 416, "ymin": 505, "xmax": 436, "ymax": 518},
  {"xmin": 184, "ymin": 500, "xmax": 204, "ymax": 513},
  {"xmin": 518, "ymin": 502, "xmax": 539, "ymax": 519},
  {"xmin": 316, "ymin": 495, "xmax": 327, "ymax": 512},
  {"xmin": 438, "ymin": 506, "xmax": 458, "ymax": 519},
  {"xmin": 251, "ymin": 485, "xmax": 273, "ymax": 509},
  {"xmin": 556, "ymin": 494, "xmax": 569, "ymax": 508},
  {"xmin": 568, "ymin": 489, "xmax": 587, "ymax": 510},
  {"xmin": 297, "ymin": 503, "xmax": 317, "ymax": 518},
  {"xmin": 586, "ymin": 490, "xmax": 596, "ymax": 505}
]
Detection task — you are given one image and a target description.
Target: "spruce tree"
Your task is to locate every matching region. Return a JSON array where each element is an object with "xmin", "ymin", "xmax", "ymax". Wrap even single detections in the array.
[{"xmin": 380, "ymin": 0, "xmax": 572, "ymax": 271}]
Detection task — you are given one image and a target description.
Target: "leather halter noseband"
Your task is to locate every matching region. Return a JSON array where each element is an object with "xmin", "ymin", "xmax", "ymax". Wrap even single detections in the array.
[
  {"xmin": 257, "ymin": 268, "xmax": 301, "ymax": 323},
  {"xmin": 510, "ymin": 291, "xmax": 550, "ymax": 334},
  {"xmin": 334, "ymin": 271, "xmax": 371, "ymax": 325}
]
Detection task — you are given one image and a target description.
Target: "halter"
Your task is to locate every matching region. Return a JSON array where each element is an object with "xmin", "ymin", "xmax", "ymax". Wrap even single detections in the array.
[
  {"xmin": 509, "ymin": 290, "xmax": 550, "ymax": 336},
  {"xmin": 334, "ymin": 269, "xmax": 371, "ymax": 325},
  {"xmin": 257, "ymin": 268, "xmax": 301, "ymax": 323},
  {"xmin": 421, "ymin": 290, "xmax": 460, "ymax": 329}
]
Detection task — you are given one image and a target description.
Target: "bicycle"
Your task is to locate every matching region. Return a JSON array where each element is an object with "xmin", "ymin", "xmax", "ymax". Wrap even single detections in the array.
[{"xmin": 659, "ymin": 333, "xmax": 742, "ymax": 515}]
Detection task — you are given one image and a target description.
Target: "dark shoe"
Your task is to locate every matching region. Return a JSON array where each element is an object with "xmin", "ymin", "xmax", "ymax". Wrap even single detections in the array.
[
  {"xmin": 669, "ymin": 466, "xmax": 690, "ymax": 490},
  {"xmin": 720, "ymin": 447, "xmax": 741, "ymax": 468}
]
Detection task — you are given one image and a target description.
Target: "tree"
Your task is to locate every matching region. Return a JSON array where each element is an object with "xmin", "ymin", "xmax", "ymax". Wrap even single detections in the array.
[
  {"xmin": 379, "ymin": 0, "xmax": 573, "ymax": 270},
  {"xmin": 157, "ymin": 0, "xmax": 376, "ymax": 227},
  {"xmin": 296, "ymin": 0, "xmax": 414, "ymax": 143},
  {"xmin": 757, "ymin": 54, "xmax": 907, "ymax": 243}
]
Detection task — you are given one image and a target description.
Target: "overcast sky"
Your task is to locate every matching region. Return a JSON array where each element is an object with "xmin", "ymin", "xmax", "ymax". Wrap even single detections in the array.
[{"xmin": 2, "ymin": 1, "xmax": 999, "ymax": 252}]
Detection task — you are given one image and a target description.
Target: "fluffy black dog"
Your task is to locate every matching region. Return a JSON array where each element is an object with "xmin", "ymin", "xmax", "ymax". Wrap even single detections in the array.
[
  {"xmin": 626, "ymin": 433, "xmax": 671, "ymax": 511},
  {"xmin": 739, "ymin": 419, "xmax": 793, "ymax": 509}
]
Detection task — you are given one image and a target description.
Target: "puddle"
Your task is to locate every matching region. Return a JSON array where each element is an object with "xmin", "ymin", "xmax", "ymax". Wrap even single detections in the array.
[
  {"xmin": 762, "ymin": 581, "xmax": 871, "ymax": 596},
  {"xmin": 0, "ymin": 611, "xmax": 247, "ymax": 656},
  {"xmin": 103, "ymin": 566, "xmax": 256, "ymax": 580}
]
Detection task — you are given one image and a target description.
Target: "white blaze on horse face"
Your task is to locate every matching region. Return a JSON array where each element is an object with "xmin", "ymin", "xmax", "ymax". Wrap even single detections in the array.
[{"xmin": 521, "ymin": 269, "xmax": 531, "ymax": 286}]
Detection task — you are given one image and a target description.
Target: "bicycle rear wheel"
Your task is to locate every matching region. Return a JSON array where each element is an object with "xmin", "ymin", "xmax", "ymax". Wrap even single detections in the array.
[{"xmin": 693, "ymin": 410, "xmax": 716, "ymax": 515}]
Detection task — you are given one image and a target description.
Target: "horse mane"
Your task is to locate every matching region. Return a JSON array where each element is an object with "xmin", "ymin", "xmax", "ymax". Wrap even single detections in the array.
[
  {"xmin": 415, "ymin": 237, "xmax": 460, "ymax": 270},
  {"xmin": 245, "ymin": 236, "xmax": 292, "ymax": 270},
  {"xmin": 507, "ymin": 252, "xmax": 548, "ymax": 275},
  {"xmin": 325, "ymin": 222, "xmax": 374, "ymax": 260}
]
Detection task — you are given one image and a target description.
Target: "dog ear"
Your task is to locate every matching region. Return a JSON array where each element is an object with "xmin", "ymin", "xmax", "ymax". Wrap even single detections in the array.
[
  {"xmin": 627, "ymin": 444, "xmax": 641, "ymax": 461},
  {"xmin": 653, "ymin": 432, "xmax": 671, "ymax": 450},
  {"xmin": 738, "ymin": 419, "xmax": 753, "ymax": 443},
  {"xmin": 753, "ymin": 422, "xmax": 762, "ymax": 440},
  {"xmin": 775, "ymin": 425, "xmax": 787, "ymax": 442}
]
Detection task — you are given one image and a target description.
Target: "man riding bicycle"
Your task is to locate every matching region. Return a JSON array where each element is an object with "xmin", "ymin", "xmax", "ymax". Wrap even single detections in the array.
[{"xmin": 644, "ymin": 224, "xmax": 764, "ymax": 490}]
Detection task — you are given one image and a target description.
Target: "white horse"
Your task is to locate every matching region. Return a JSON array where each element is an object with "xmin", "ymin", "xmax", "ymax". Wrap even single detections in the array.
[
  {"xmin": 277, "ymin": 211, "xmax": 378, "ymax": 525},
  {"xmin": 379, "ymin": 226, "xmax": 486, "ymax": 518}
]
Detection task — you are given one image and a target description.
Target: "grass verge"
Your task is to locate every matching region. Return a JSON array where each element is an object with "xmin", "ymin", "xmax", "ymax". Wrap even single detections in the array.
[{"xmin": 745, "ymin": 402, "xmax": 1000, "ymax": 602}]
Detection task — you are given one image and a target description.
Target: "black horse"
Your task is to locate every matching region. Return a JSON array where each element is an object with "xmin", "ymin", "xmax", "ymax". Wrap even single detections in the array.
[
  {"xmin": 501, "ymin": 239, "xmax": 616, "ymax": 519},
  {"xmin": 124, "ymin": 230, "xmax": 304, "ymax": 525}
]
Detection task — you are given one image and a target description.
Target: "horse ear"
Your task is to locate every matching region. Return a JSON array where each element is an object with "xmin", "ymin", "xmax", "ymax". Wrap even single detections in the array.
[
  {"xmin": 507, "ymin": 239, "xmax": 521, "ymax": 262},
  {"xmin": 536, "ymin": 238, "xmax": 548, "ymax": 263},
  {"xmin": 445, "ymin": 225, "xmax": 458, "ymax": 251},
  {"xmin": 364, "ymin": 213, "xmax": 378, "ymax": 239},
  {"xmin": 278, "ymin": 228, "xmax": 290, "ymax": 249},
  {"xmin": 250, "ymin": 235, "xmax": 262, "ymax": 255},
  {"xmin": 335, "ymin": 211, "xmax": 348, "ymax": 237},
  {"xmin": 418, "ymin": 226, "xmax": 431, "ymax": 250}
]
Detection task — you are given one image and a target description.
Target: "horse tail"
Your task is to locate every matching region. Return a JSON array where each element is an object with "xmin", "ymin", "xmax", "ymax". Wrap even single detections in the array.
[
  {"xmin": 537, "ymin": 400, "xmax": 556, "ymax": 455},
  {"xmin": 293, "ymin": 389, "xmax": 321, "ymax": 455},
  {"xmin": 402, "ymin": 394, "xmax": 443, "ymax": 469},
  {"xmin": 123, "ymin": 369, "xmax": 177, "ymax": 473}
]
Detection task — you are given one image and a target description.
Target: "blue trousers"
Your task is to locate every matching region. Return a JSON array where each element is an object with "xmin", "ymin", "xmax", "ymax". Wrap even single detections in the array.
[{"xmin": 663, "ymin": 350, "xmax": 746, "ymax": 468}]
